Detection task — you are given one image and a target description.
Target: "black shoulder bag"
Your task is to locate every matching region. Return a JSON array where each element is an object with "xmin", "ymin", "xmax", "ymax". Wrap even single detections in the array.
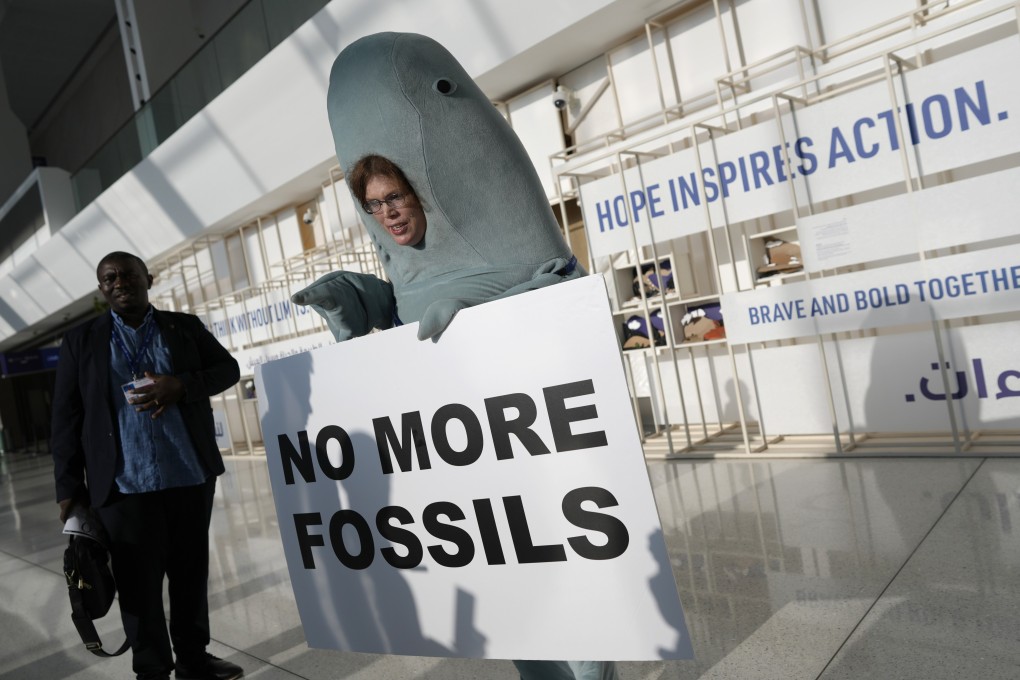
[{"xmin": 63, "ymin": 534, "xmax": 130, "ymax": 657}]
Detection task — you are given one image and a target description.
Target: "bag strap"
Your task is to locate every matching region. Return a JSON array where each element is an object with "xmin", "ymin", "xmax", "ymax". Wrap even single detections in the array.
[{"xmin": 66, "ymin": 572, "xmax": 130, "ymax": 657}]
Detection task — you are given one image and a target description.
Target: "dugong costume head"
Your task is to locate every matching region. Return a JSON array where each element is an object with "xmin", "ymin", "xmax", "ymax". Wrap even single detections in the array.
[{"xmin": 326, "ymin": 32, "xmax": 581, "ymax": 329}]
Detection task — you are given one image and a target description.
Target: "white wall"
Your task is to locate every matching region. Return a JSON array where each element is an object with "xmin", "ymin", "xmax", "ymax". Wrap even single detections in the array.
[{"xmin": 506, "ymin": 82, "xmax": 564, "ymax": 200}]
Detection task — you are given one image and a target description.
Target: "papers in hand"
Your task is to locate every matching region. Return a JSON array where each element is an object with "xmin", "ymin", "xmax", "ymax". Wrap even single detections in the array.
[{"xmin": 62, "ymin": 505, "xmax": 108, "ymax": 547}]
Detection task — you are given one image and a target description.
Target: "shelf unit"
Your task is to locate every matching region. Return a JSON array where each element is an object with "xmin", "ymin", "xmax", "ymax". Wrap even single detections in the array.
[
  {"xmin": 597, "ymin": 232, "xmax": 742, "ymax": 454},
  {"xmin": 745, "ymin": 225, "xmax": 805, "ymax": 286},
  {"xmin": 555, "ymin": 0, "xmax": 1020, "ymax": 458}
]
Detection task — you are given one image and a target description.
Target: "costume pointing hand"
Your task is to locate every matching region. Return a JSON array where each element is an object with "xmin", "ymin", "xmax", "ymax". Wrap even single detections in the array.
[{"xmin": 290, "ymin": 271, "xmax": 395, "ymax": 342}]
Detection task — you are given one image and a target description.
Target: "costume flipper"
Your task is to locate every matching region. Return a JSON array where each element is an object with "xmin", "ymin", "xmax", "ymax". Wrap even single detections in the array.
[{"xmin": 291, "ymin": 271, "xmax": 394, "ymax": 341}]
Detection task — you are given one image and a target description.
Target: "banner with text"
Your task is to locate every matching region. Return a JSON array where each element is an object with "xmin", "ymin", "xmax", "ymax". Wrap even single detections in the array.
[
  {"xmin": 205, "ymin": 278, "xmax": 321, "ymax": 350},
  {"xmin": 579, "ymin": 37, "xmax": 1020, "ymax": 258},
  {"xmin": 746, "ymin": 320, "xmax": 1020, "ymax": 434},
  {"xmin": 720, "ymin": 242, "xmax": 1020, "ymax": 344},
  {"xmin": 839, "ymin": 320, "xmax": 1020, "ymax": 431},
  {"xmin": 226, "ymin": 329, "xmax": 335, "ymax": 374},
  {"xmin": 255, "ymin": 277, "xmax": 691, "ymax": 660}
]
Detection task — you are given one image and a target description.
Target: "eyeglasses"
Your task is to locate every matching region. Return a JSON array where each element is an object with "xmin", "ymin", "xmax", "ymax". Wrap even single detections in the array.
[{"xmin": 363, "ymin": 192, "xmax": 409, "ymax": 214}]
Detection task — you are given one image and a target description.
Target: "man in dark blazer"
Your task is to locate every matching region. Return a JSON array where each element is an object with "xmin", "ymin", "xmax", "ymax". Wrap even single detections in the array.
[{"xmin": 52, "ymin": 251, "xmax": 243, "ymax": 680}]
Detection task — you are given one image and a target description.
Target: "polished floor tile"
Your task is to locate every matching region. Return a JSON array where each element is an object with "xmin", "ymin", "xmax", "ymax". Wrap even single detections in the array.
[
  {"xmin": 641, "ymin": 458, "xmax": 986, "ymax": 679},
  {"xmin": 817, "ymin": 459, "xmax": 1020, "ymax": 680},
  {"xmin": 1, "ymin": 451, "xmax": 1017, "ymax": 679}
]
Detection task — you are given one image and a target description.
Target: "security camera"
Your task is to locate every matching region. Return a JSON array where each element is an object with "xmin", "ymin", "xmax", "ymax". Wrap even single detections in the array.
[
  {"xmin": 552, "ymin": 85, "xmax": 571, "ymax": 110},
  {"xmin": 302, "ymin": 208, "xmax": 315, "ymax": 225}
]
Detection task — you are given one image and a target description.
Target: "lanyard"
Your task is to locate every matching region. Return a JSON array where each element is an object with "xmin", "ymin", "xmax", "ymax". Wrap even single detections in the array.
[{"xmin": 112, "ymin": 320, "xmax": 157, "ymax": 380}]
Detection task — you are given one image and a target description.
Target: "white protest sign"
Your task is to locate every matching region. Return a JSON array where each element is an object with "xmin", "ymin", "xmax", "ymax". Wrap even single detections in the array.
[{"xmin": 255, "ymin": 276, "xmax": 692, "ymax": 660}]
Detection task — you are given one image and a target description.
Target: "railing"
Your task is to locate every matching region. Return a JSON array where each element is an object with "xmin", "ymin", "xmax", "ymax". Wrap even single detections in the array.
[
  {"xmin": 69, "ymin": 0, "xmax": 328, "ymax": 212},
  {"xmin": 552, "ymin": 0, "xmax": 1013, "ymax": 175}
]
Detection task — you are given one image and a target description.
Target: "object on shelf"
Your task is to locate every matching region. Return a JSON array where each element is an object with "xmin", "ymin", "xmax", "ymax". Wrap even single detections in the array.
[
  {"xmin": 633, "ymin": 258, "xmax": 675, "ymax": 298},
  {"xmin": 621, "ymin": 310, "xmax": 666, "ymax": 349},
  {"xmin": 681, "ymin": 303, "xmax": 725, "ymax": 342},
  {"xmin": 757, "ymin": 239, "xmax": 802, "ymax": 278}
]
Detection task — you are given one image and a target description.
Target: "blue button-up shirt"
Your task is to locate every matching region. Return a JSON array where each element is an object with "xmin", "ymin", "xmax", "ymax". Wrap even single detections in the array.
[{"xmin": 109, "ymin": 307, "xmax": 208, "ymax": 493}]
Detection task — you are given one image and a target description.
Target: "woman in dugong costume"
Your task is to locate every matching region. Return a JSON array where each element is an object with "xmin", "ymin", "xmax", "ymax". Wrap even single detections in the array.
[
  {"xmin": 291, "ymin": 33, "xmax": 619, "ymax": 680},
  {"xmin": 291, "ymin": 31, "xmax": 583, "ymax": 340}
]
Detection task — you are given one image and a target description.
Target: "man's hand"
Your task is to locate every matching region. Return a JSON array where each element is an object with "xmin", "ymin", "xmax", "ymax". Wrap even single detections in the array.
[
  {"xmin": 58, "ymin": 498, "xmax": 76, "ymax": 524},
  {"xmin": 130, "ymin": 372, "xmax": 186, "ymax": 419}
]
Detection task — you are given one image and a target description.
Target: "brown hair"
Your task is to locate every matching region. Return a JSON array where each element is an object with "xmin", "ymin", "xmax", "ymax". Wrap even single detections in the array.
[{"xmin": 347, "ymin": 155, "xmax": 417, "ymax": 209}]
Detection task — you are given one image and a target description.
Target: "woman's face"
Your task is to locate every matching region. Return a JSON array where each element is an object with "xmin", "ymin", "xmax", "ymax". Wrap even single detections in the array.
[{"xmin": 365, "ymin": 174, "xmax": 427, "ymax": 247}]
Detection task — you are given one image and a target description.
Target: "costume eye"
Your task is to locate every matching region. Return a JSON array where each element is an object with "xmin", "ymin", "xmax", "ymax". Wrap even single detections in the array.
[{"xmin": 433, "ymin": 78, "xmax": 457, "ymax": 95}]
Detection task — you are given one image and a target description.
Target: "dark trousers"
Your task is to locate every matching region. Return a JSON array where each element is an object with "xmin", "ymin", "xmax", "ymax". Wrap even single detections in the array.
[{"xmin": 97, "ymin": 478, "xmax": 216, "ymax": 678}]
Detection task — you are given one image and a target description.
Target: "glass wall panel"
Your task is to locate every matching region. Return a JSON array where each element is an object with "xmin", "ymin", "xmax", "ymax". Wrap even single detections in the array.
[
  {"xmin": 69, "ymin": 0, "xmax": 329, "ymax": 212},
  {"xmin": 145, "ymin": 84, "xmax": 180, "ymax": 148},
  {"xmin": 0, "ymin": 185, "xmax": 43, "ymax": 256},
  {"xmin": 263, "ymin": 0, "xmax": 326, "ymax": 47},
  {"xmin": 173, "ymin": 46, "xmax": 224, "ymax": 124},
  {"xmin": 214, "ymin": 2, "xmax": 270, "ymax": 86}
]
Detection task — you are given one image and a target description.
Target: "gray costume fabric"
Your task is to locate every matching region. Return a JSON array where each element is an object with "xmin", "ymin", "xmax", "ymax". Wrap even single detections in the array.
[{"xmin": 291, "ymin": 32, "xmax": 583, "ymax": 341}]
